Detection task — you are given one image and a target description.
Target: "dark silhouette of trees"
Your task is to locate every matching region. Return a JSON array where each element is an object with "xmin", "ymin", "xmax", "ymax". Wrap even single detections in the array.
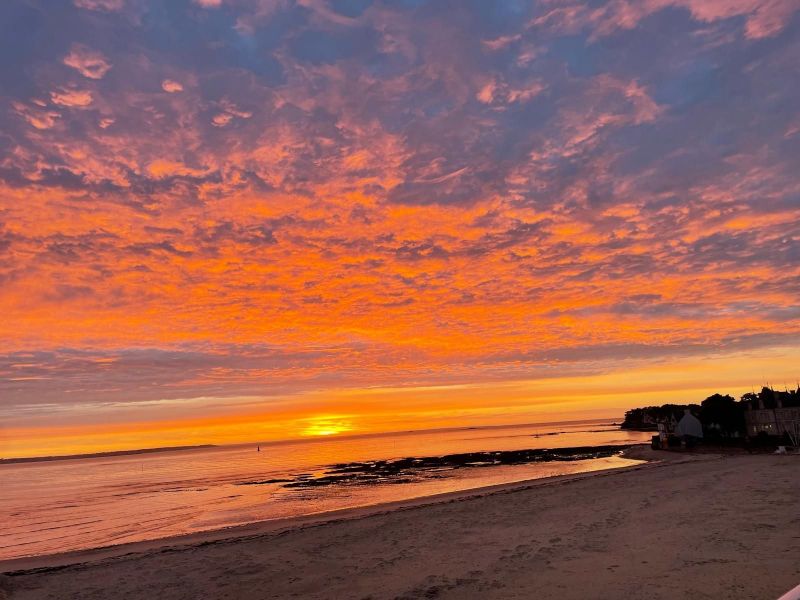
[
  {"xmin": 621, "ymin": 404, "xmax": 700, "ymax": 431},
  {"xmin": 699, "ymin": 394, "xmax": 744, "ymax": 439}
]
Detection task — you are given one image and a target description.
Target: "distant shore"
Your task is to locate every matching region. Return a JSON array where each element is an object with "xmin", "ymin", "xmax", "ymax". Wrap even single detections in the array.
[
  {"xmin": 0, "ymin": 444, "xmax": 216, "ymax": 465},
  {"xmin": 4, "ymin": 448, "xmax": 799, "ymax": 599}
]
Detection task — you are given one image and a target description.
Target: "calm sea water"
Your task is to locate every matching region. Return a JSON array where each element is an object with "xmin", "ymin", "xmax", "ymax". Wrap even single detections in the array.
[{"xmin": 0, "ymin": 420, "xmax": 650, "ymax": 561}]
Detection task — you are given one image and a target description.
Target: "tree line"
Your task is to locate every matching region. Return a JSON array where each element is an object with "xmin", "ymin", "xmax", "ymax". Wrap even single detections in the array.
[{"xmin": 621, "ymin": 386, "xmax": 800, "ymax": 439}]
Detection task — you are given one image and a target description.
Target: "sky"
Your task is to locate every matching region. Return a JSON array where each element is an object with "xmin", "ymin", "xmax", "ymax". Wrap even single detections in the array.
[{"xmin": 1, "ymin": 0, "xmax": 799, "ymax": 457}]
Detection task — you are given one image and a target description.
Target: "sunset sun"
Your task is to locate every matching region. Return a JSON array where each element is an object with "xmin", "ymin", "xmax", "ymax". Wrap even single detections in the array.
[{"xmin": 301, "ymin": 417, "xmax": 354, "ymax": 437}]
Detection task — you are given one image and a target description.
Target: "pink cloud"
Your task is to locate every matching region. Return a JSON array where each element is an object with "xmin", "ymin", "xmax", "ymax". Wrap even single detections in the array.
[
  {"xmin": 477, "ymin": 79, "xmax": 545, "ymax": 106},
  {"xmin": 476, "ymin": 81, "xmax": 496, "ymax": 104},
  {"xmin": 63, "ymin": 45, "xmax": 112, "ymax": 80},
  {"xmin": 740, "ymin": 0, "xmax": 798, "ymax": 39},
  {"xmin": 212, "ymin": 113, "xmax": 233, "ymax": 127},
  {"xmin": 73, "ymin": 0, "xmax": 124, "ymax": 11},
  {"xmin": 668, "ymin": 0, "xmax": 798, "ymax": 38},
  {"xmin": 50, "ymin": 88, "xmax": 94, "ymax": 108},
  {"xmin": 584, "ymin": 0, "xmax": 799, "ymax": 40},
  {"xmin": 12, "ymin": 102, "xmax": 61, "ymax": 130},
  {"xmin": 482, "ymin": 34, "xmax": 522, "ymax": 51},
  {"xmin": 161, "ymin": 79, "xmax": 184, "ymax": 93},
  {"xmin": 622, "ymin": 80, "xmax": 663, "ymax": 124},
  {"xmin": 212, "ymin": 101, "xmax": 253, "ymax": 126},
  {"xmin": 524, "ymin": 74, "xmax": 664, "ymax": 157}
]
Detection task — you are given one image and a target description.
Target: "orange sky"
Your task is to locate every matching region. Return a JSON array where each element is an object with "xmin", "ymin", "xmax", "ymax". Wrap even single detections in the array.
[{"xmin": 1, "ymin": 0, "xmax": 800, "ymax": 458}]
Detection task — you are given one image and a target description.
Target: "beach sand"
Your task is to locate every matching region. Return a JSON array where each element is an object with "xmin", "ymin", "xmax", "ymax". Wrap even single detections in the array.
[{"xmin": 3, "ymin": 450, "xmax": 799, "ymax": 599}]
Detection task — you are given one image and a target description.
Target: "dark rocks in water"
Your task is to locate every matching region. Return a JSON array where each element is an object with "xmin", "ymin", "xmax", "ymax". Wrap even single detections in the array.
[
  {"xmin": 279, "ymin": 444, "xmax": 632, "ymax": 489},
  {"xmin": 284, "ymin": 474, "xmax": 365, "ymax": 488}
]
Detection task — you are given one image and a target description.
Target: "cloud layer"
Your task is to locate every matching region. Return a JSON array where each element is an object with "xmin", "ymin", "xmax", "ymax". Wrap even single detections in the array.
[{"xmin": 1, "ymin": 0, "xmax": 799, "ymax": 446}]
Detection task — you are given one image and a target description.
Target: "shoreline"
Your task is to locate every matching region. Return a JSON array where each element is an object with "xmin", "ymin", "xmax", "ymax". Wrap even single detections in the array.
[
  {"xmin": 2, "ymin": 444, "xmax": 675, "ymax": 574},
  {"xmin": 6, "ymin": 449, "xmax": 798, "ymax": 599}
]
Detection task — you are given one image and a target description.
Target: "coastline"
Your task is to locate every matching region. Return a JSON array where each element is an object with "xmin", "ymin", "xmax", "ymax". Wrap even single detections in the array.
[
  {"xmin": 0, "ymin": 444, "xmax": 661, "ymax": 574},
  {"xmin": 5, "ymin": 449, "xmax": 799, "ymax": 599},
  {"xmin": 3, "ymin": 445, "xmax": 663, "ymax": 573},
  {"xmin": 0, "ymin": 438, "xmax": 650, "ymax": 564}
]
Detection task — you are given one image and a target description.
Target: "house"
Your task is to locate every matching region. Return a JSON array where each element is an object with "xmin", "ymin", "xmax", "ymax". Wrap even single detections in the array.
[
  {"xmin": 743, "ymin": 387, "xmax": 800, "ymax": 439},
  {"xmin": 675, "ymin": 410, "xmax": 703, "ymax": 439}
]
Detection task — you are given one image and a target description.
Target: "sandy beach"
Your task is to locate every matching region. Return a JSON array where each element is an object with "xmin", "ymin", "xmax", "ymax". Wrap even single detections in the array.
[{"xmin": 3, "ymin": 450, "xmax": 799, "ymax": 600}]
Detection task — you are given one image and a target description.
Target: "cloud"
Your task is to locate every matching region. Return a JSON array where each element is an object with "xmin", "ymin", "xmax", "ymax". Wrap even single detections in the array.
[
  {"xmin": 12, "ymin": 102, "xmax": 61, "ymax": 130},
  {"xmin": 212, "ymin": 100, "xmax": 252, "ymax": 126},
  {"xmin": 63, "ymin": 45, "xmax": 112, "ymax": 79},
  {"xmin": 0, "ymin": 0, "xmax": 798, "ymax": 440},
  {"xmin": 73, "ymin": 0, "xmax": 124, "ymax": 11},
  {"xmin": 146, "ymin": 160, "xmax": 211, "ymax": 179},
  {"xmin": 0, "ymin": 345, "xmax": 338, "ymax": 408},
  {"xmin": 161, "ymin": 79, "xmax": 184, "ymax": 93},
  {"xmin": 541, "ymin": 0, "xmax": 800, "ymax": 40},
  {"xmin": 212, "ymin": 113, "xmax": 233, "ymax": 127},
  {"xmin": 476, "ymin": 79, "xmax": 546, "ymax": 105},
  {"xmin": 50, "ymin": 88, "xmax": 93, "ymax": 108}
]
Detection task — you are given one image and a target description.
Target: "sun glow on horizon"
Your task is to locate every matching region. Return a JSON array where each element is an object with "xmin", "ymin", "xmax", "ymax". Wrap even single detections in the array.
[
  {"xmin": 2, "ymin": 345, "xmax": 799, "ymax": 459},
  {"xmin": 301, "ymin": 416, "xmax": 355, "ymax": 437}
]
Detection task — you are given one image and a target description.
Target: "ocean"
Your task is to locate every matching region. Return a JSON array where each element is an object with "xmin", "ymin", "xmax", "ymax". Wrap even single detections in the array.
[{"xmin": 0, "ymin": 419, "xmax": 650, "ymax": 561}]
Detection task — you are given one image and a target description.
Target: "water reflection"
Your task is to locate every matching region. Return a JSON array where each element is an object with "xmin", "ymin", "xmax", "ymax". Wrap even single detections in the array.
[{"xmin": 0, "ymin": 420, "xmax": 650, "ymax": 560}]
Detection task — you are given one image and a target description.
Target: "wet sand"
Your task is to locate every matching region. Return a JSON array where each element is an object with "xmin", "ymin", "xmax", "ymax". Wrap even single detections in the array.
[{"xmin": 3, "ymin": 449, "xmax": 799, "ymax": 599}]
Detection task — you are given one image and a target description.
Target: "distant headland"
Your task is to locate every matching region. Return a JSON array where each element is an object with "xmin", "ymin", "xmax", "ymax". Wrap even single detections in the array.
[{"xmin": 0, "ymin": 444, "xmax": 216, "ymax": 464}]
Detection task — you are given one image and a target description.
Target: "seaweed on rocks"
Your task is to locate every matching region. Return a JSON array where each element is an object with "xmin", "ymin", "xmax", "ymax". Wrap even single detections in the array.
[{"xmin": 275, "ymin": 444, "xmax": 632, "ymax": 489}]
